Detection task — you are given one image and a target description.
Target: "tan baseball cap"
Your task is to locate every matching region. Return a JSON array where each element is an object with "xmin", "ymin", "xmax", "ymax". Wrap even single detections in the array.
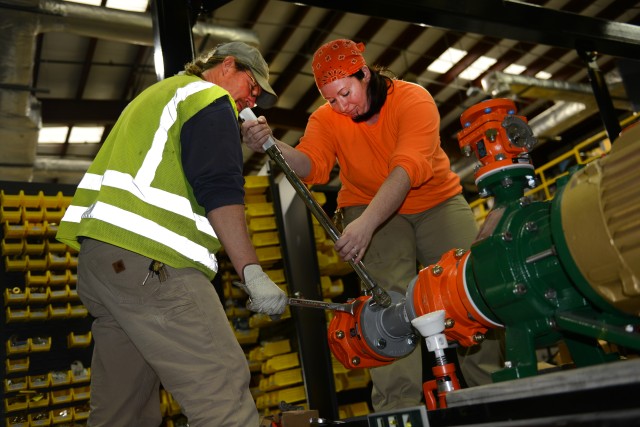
[{"xmin": 212, "ymin": 41, "xmax": 278, "ymax": 109}]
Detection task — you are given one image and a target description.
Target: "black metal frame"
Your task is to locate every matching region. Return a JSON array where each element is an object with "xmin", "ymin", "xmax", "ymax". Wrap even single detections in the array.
[{"xmin": 269, "ymin": 165, "xmax": 340, "ymax": 420}]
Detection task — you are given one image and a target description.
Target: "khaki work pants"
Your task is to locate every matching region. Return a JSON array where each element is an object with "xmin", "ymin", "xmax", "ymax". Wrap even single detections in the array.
[
  {"xmin": 77, "ymin": 238, "xmax": 258, "ymax": 426},
  {"xmin": 342, "ymin": 195, "xmax": 504, "ymax": 412}
]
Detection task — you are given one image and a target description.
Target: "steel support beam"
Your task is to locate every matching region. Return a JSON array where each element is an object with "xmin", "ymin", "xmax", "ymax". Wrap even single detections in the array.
[
  {"xmin": 279, "ymin": 0, "xmax": 640, "ymax": 60},
  {"xmin": 151, "ymin": 0, "xmax": 196, "ymax": 80}
]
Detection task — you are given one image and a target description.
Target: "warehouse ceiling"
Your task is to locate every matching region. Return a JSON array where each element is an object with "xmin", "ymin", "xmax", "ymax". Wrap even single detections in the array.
[{"xmin": 1, "ymin": 0, "xmax": 639, "ymax": 195}]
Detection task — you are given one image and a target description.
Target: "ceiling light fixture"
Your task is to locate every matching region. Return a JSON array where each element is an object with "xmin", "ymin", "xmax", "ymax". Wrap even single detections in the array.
[
  {"xmin": 427, "ymin": 47, "xmax": 467, "ymax": 74},
  {"xmin": 459, "ymin": 56, "xmax": 497, "ymax": 80}
]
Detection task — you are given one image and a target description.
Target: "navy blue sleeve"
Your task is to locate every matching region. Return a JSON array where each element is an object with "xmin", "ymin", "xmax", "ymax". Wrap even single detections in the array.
[{"xmin": 181, "ymin": 97, "xmax": 245, "ymax": 213}]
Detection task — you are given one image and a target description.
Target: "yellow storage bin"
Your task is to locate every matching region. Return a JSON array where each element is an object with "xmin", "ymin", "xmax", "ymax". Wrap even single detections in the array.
[
  {"xmin": 23, "ymin": 241, "xmax": 45, "ymax": 256},
  {"xmin": 248, "ymin": 305, "xmax": 290, "ymax": 329},
  {"xmin": 166, "ymin": 392, "xmax": 182, "ymax": 416},
  {"xmin": 70, "ymin": 367, "xmax": 91, "ymax": 383},
  {"xmin": 4, "ymin": 257, "xmax": 28, "ymax": 272},
  {"xmin": 6, "ymin": 337, "xmax": 30, "ymax": 355},
  {"xmin": 26, "ymin": 256, "xmax": 47, "ymax": 271},
  {"xmin": 245, "ymin": 193, "xmax": 267, "ymax": 204},
  {"xmin": 72, "ymin": 385, "xmax": 90, "ymax": 401},
  {"xmin": 67, "ymin": 285, "xmax": 79, "ymax": 301},
  {"xmin": 26, "ymin": 271, "xmax": 50, "ymax": 287},
  {"xmin": 261, "ymin": 352, "xmax": 300, "ymax": 374},
  {"xmin": 5, "ymin": 357, "xmax": 29, "ymax": 374},
  {"xmin": 4, "ymin": 286, "xmax": 28, "ymax": 305},
  {"xmin": 68, "ymin": 331, "xmax": 92, "ymax": 348},
  {"xmin": 259, "ymin": 367, "xmax": 303, "ymax": 391},
  {"xmin": 222, "ymin": 281, "xmax": 245, "ymax": 300},
  {"xmin": 48, "ymin": 272, "xmax": 68, "ymax": 286},
  {"xmin": 41, "ymin": 192, "xmax": 65, "ymax": 208},
  {"xmin": 339, "ymin": 401, "xmax": 371, "ymax": 418},
  {"xmin": 245, "ymin": 202, "xmax": 274, "ymax": 218},
  {"xmin": 233, "ymin": 326, "xmax": 259, "ymax": 345},
  {"xmin": 19, "ymin": 191, "xmax": 43, "ymax": 208},
  {"xmin": 24, "ymin": 222, "xmax": 46, "ymax": 237},
  {"xmin": 67, "ymin": 254, "xmax": 78, "ymax": 268},
  {"xmin": 28, "ymin": 392, "xmax": 50, "ymax": 409},
  {"xmin": 69, "ymin": 304, "xmax": 88, "ymax": 318},
  {"xmin": 256, "ymin": 246, "xmax": 281, "ymax": 265},
  {"xmin": 44, "ymin": 221, "xmax": 58, "ymax": 238},
  {"xmin": 249, "ymin": 338, "xmax": 291, "ymax": 362},
  {"xmin": 60, "ymin": 194, "xmax": 73, "ymax": 208},
  {"xmin": 50, "ymin": 370, "xmax": 71, "ymax": 387},
  {"xmin": 256, "ymin": 385, "xmax": 306, "ymax": 410},
  {"xmin": 5, "ymin": 412, "xmax": 28, "ymax": 427},
  {"xmin": 251, "ymin": 230, "xmax": 280, "ymax": 247},
  {"xmin": 28, "ymin": 306, "xmax": 49, "ymax": 321},
  {"xmin": 263, "ymin": 338, "xmax": 291, "ymax": 357},
  {"xmin": 311, "ymin": 191, "xmax": 327, "ymax": 205},
  {"xmin": 44, "ymin": 239, "xmax": 66, "ymax": 254},
  {"xmin": 4, "ymin": 376, "xmax": 27, "ymax": 393},
  {"xmin": 321, "ymin": 276, "xmax": 344, "ymax": 298},
  {"xmin": 4, "ymin": 395, "xmax": 28, "ymax": 412},
  {"xmin": 67, "ymin": 270, "xmax": 77, "ymax": 285},
  {"xmin": 25, "ymin": 377, "xmax": 47, "ymax": 394},
  {"xmin": 0, "ymin": 205, "xmax": 22, "ymax": 223},
  {"xmin": 43, "ymin": 206, "xmax": 66, "ymax": 223},
  {"xmin": 51, "ymin": 407, "xmax": 73, "ymax": 424},
  {"xmin": 317, "ymin": 250, "xmax": 352, "ymax": 276},
  {"xmin": 2, "ymin": 221, "xmax": 27, "ymax": 239},
  {"xmin": 28, "ymin": 410, "xmax": 51, "ymax": 426},
  {"xmin": 344, "ymin": 369, "xmax": 371, "ymax": 390},
  {"xmin": 46, "ymin": 252, "xmax": 68, "ymax": 269},
  {"xmin": 244, "ymin": 175, "xmax": 269, "ymax": 194},
  {"xmin": 5, "ymin": 306, "xmax": 29, "ymax": 323},
  {"xmin": 29, "ymin": 336, "xmax": 52, "ymax": 352},
  {"xmin": 73, "ymin": 403, "xmax": 91, "ymax": 420},
  {"xmin": 1, "ymin": 239, "xmax": 24, "ymax": 256},
  {"xmin": 48, "ymin": 303, "xmax": 70, "ymax": 319},
  {"xmin": 225, "ymin": 305, "xmax": 251, "ymax": 319},
  {"xmin": 159, "ymin": 389, "xmax": 169, "ymax": 416},
  {"xmin": 51, "ymin": 388, "xmax": 73, "ymax": 405},
  {"xmin": 1, "ymin": 190, "xmax": 24, "ymax": 207},
  {"xmin": 248, "ymin": 216, "xmax": 277, "ymax": 233},
  {"xmin": 27, "ymin": 284, "xmax": 51, "ymax": 303},
  {"xmin": 21, "ymin": 206, "xmax": 44, "ymax": 223},
  {"xmin": 49, "ymin": 285, "xmax": 69, "ymax": 301}
]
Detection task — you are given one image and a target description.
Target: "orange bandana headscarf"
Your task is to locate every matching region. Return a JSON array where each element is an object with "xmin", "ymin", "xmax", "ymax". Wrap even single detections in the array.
[{"xmin": 312, "ymin": 39, "xmax": 366, "ymax": 89}]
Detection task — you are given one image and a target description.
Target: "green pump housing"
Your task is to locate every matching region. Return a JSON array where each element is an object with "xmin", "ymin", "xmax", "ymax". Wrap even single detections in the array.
[{"xmin": 458, "ymin": 99, "xmax": 640, "ymax": 381}]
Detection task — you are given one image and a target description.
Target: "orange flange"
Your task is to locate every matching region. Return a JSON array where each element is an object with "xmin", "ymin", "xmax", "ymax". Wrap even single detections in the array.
[
  {"xmin": 411, "ymin": 249, "xmax": 491, "ymax": 347},
  {"xmin": 327, "ymin": 296, "xmax": 396, "ymax": 369}
]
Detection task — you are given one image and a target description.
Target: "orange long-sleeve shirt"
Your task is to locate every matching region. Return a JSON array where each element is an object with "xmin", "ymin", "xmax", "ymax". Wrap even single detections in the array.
[{"xmin": 297, "ymin": 80, "xmax": 462, "ymax": 214}]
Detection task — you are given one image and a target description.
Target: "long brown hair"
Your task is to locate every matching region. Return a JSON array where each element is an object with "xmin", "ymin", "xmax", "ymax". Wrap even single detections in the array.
[{"xmin": 351, "ymin": 66, "xmax": 395, "ymax": 123}]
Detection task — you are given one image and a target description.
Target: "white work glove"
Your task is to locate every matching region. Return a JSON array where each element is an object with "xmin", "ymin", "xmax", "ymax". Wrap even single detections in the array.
[{"xmin": 240, "ymin": 264, "xmax": 288, "ymax": 316}]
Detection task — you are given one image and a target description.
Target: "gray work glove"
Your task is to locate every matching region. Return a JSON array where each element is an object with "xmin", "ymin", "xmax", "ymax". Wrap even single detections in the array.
[{"xmin": 239, "ymin": 264, "xmax": 288, "ymax": 316}]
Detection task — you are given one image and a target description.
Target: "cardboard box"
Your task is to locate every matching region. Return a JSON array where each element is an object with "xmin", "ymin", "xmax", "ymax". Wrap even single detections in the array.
[
  {"xmin": 282, "ymin": 410, "xmax": 319, "ymax": 427},
  {"xmin": 260, "ymin": 410, "xmax": 320, "ymax": 427}
]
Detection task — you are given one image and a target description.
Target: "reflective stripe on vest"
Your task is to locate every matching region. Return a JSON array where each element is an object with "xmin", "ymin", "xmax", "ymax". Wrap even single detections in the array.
[{"xmin": 63, "ymin": 79, "xmax": 221, "ymax": 273}]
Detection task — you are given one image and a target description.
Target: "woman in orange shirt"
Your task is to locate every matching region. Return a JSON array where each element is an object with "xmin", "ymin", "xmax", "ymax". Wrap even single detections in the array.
[{"xmin": 242, "ymin": 39, "xmax": 503, "ymax": 412}]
